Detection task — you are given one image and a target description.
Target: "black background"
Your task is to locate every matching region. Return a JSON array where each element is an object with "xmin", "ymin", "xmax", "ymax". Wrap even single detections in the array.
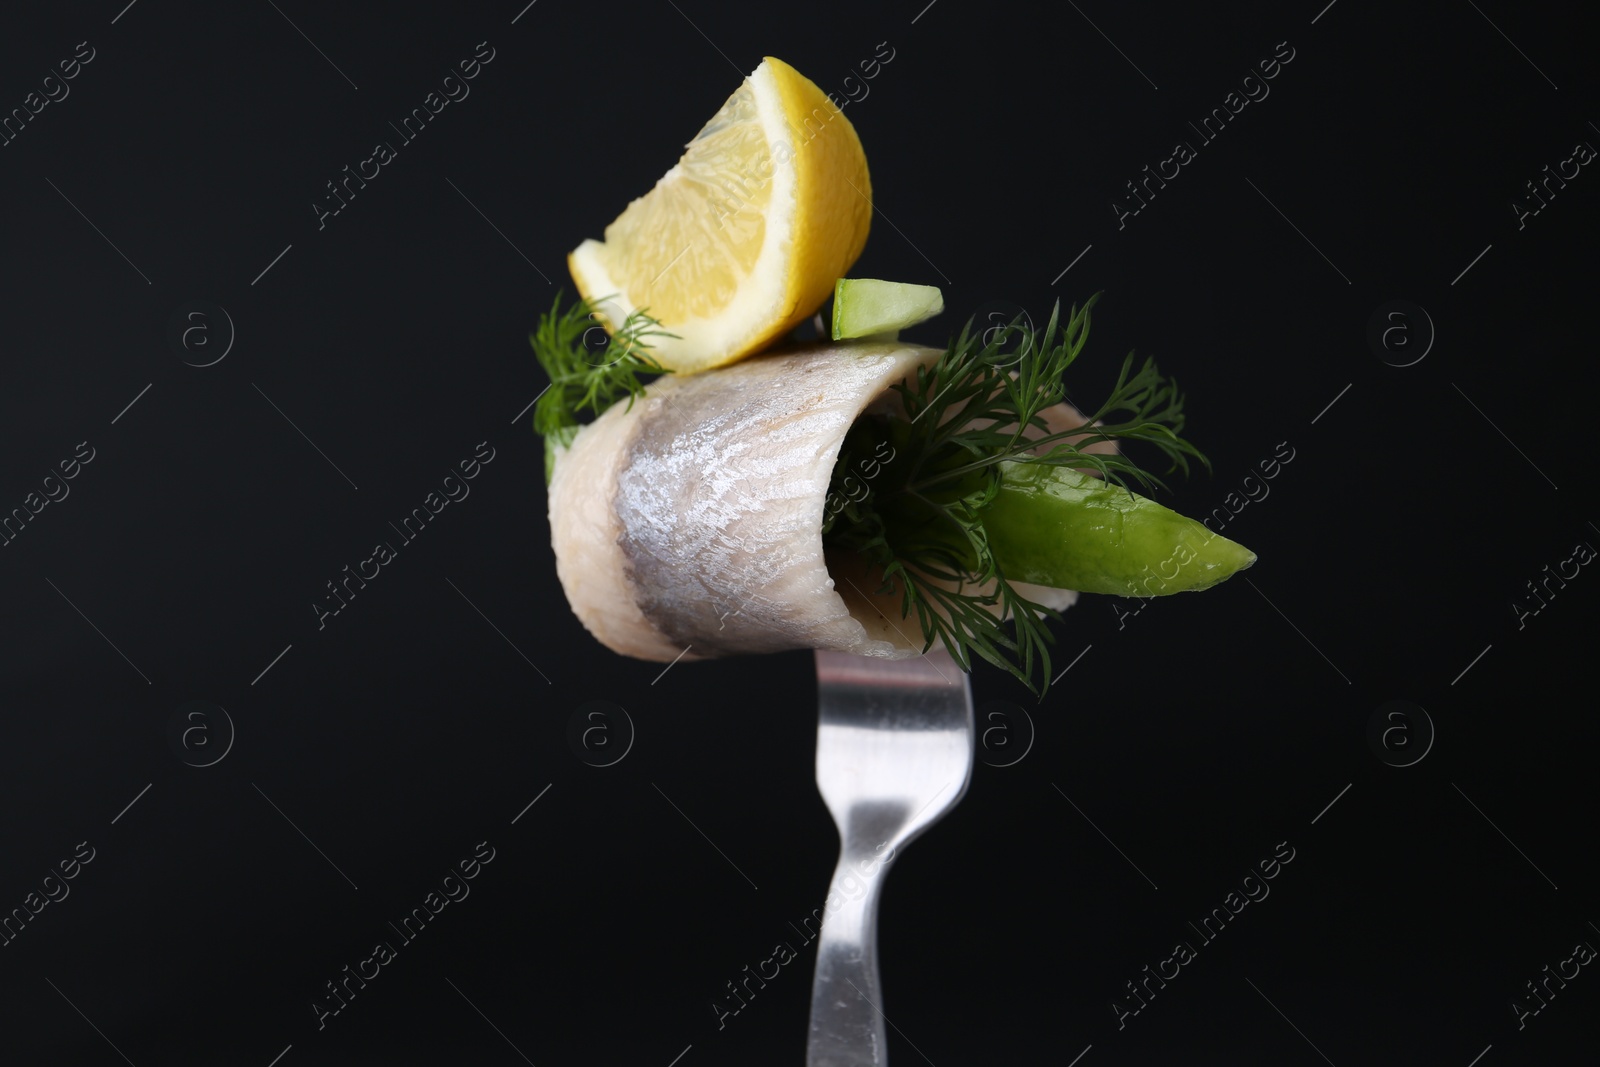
[{"xmin": 1, "ymin": 1, "xmax": 1595, "ymax": 1064}]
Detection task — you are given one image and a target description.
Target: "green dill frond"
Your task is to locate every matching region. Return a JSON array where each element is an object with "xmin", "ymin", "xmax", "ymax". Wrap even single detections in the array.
[
  {"xmin": 824, "ymin": 293, "xmax": 1209, "ymax": 696},
  {"xmin": 530, "ymin": 291, "xmax": 676, "ymax": 482}
]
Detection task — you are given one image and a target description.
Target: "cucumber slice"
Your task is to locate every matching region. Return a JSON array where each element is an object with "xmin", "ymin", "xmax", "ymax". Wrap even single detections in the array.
[
  {"xmin": 981, "ymin": 463, "xmax": 1256, "ymax": 595},
  {"xmin": 879, "ymin": 461, "xmax": 1256, "ymax": 597},
  {"xmin": 832, "ymin": 278, "xmax": 944, "ymax": 340}
]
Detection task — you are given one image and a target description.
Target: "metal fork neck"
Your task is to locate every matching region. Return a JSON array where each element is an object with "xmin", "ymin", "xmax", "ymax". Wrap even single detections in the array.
[{"xmin": 807, "ymin": 854, "xmax": 891, "ymax": 1067}]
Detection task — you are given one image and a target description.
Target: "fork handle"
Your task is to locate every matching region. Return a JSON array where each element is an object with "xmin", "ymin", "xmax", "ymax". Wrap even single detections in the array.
[{"xmin": 806, "ymin": 851, "xmax": 889, "ymax": 1066}]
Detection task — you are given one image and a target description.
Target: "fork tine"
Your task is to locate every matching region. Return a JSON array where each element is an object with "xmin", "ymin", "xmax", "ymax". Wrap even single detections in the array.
[{"xmin": 814, "ymin": 648, "xmax": 965, "ymax": 693}]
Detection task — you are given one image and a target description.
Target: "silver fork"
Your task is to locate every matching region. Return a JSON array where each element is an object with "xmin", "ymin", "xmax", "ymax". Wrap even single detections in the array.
[{"xmin": 807, "ymin": 648, "xmax": 975, "ymax": 1067}]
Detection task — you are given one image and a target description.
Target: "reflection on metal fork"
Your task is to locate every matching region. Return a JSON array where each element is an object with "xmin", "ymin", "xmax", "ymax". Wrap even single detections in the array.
[{"xmin": 807, "ymin": 648, "xmax": 974, "ymax": 1067}]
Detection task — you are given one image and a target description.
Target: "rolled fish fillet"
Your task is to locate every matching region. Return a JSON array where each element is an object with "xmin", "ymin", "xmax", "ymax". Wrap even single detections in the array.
[{"xmin": 547, "ymin": 341, "xmax": 1110, "ymax": 663}]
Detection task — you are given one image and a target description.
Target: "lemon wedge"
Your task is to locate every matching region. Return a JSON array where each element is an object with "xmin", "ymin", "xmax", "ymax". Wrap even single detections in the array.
[{"xmin": 568, "ymin": 57, "xmax": 872, "ymax": 373}]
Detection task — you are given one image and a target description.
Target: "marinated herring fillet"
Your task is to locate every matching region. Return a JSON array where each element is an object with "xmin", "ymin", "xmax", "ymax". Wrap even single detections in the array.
[{"xmin": 547, "ymin": 341, "xmax": 1101, "ymax": 663}]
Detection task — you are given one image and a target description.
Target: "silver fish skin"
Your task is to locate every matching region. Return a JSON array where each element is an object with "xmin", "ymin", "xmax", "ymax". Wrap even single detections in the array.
[{"xmin": 550, "ymin": 342, "xmax": 938, "ymax": 662}]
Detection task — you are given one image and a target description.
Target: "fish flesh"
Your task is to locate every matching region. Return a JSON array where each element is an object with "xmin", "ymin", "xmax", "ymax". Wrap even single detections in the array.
[{"xmin": 547, "ymin": 340, "xmax": 1111, "ymax": 663}]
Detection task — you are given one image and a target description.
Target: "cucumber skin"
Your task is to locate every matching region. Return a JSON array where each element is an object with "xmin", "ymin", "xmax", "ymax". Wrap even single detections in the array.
[{"xmin": 981, "ymin": 463, "xmax": 1255, "ymax": 596}]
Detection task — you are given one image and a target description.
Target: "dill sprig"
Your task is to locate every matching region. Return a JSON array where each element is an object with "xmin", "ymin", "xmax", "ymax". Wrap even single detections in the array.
[
  {"xmin": 824, "ymin": 293, "xmax": 1208, "ymax": 696},
  {"xmin": 530, "ymin": 292, "xmax": 675, "ymax": 482}
]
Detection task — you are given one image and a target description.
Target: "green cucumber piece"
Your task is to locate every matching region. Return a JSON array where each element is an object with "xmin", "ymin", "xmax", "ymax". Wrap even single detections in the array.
[
  {"xmin": 879, "ymin": 461, "xmax": 1255, "ymax": 596},
  {"xmin": 832, "ymin": 278, "xmax": 944, "ymax": 340},
  {"xmin": 980, "ymin": 463, "xmax": 1256, "ymax": 595}
]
